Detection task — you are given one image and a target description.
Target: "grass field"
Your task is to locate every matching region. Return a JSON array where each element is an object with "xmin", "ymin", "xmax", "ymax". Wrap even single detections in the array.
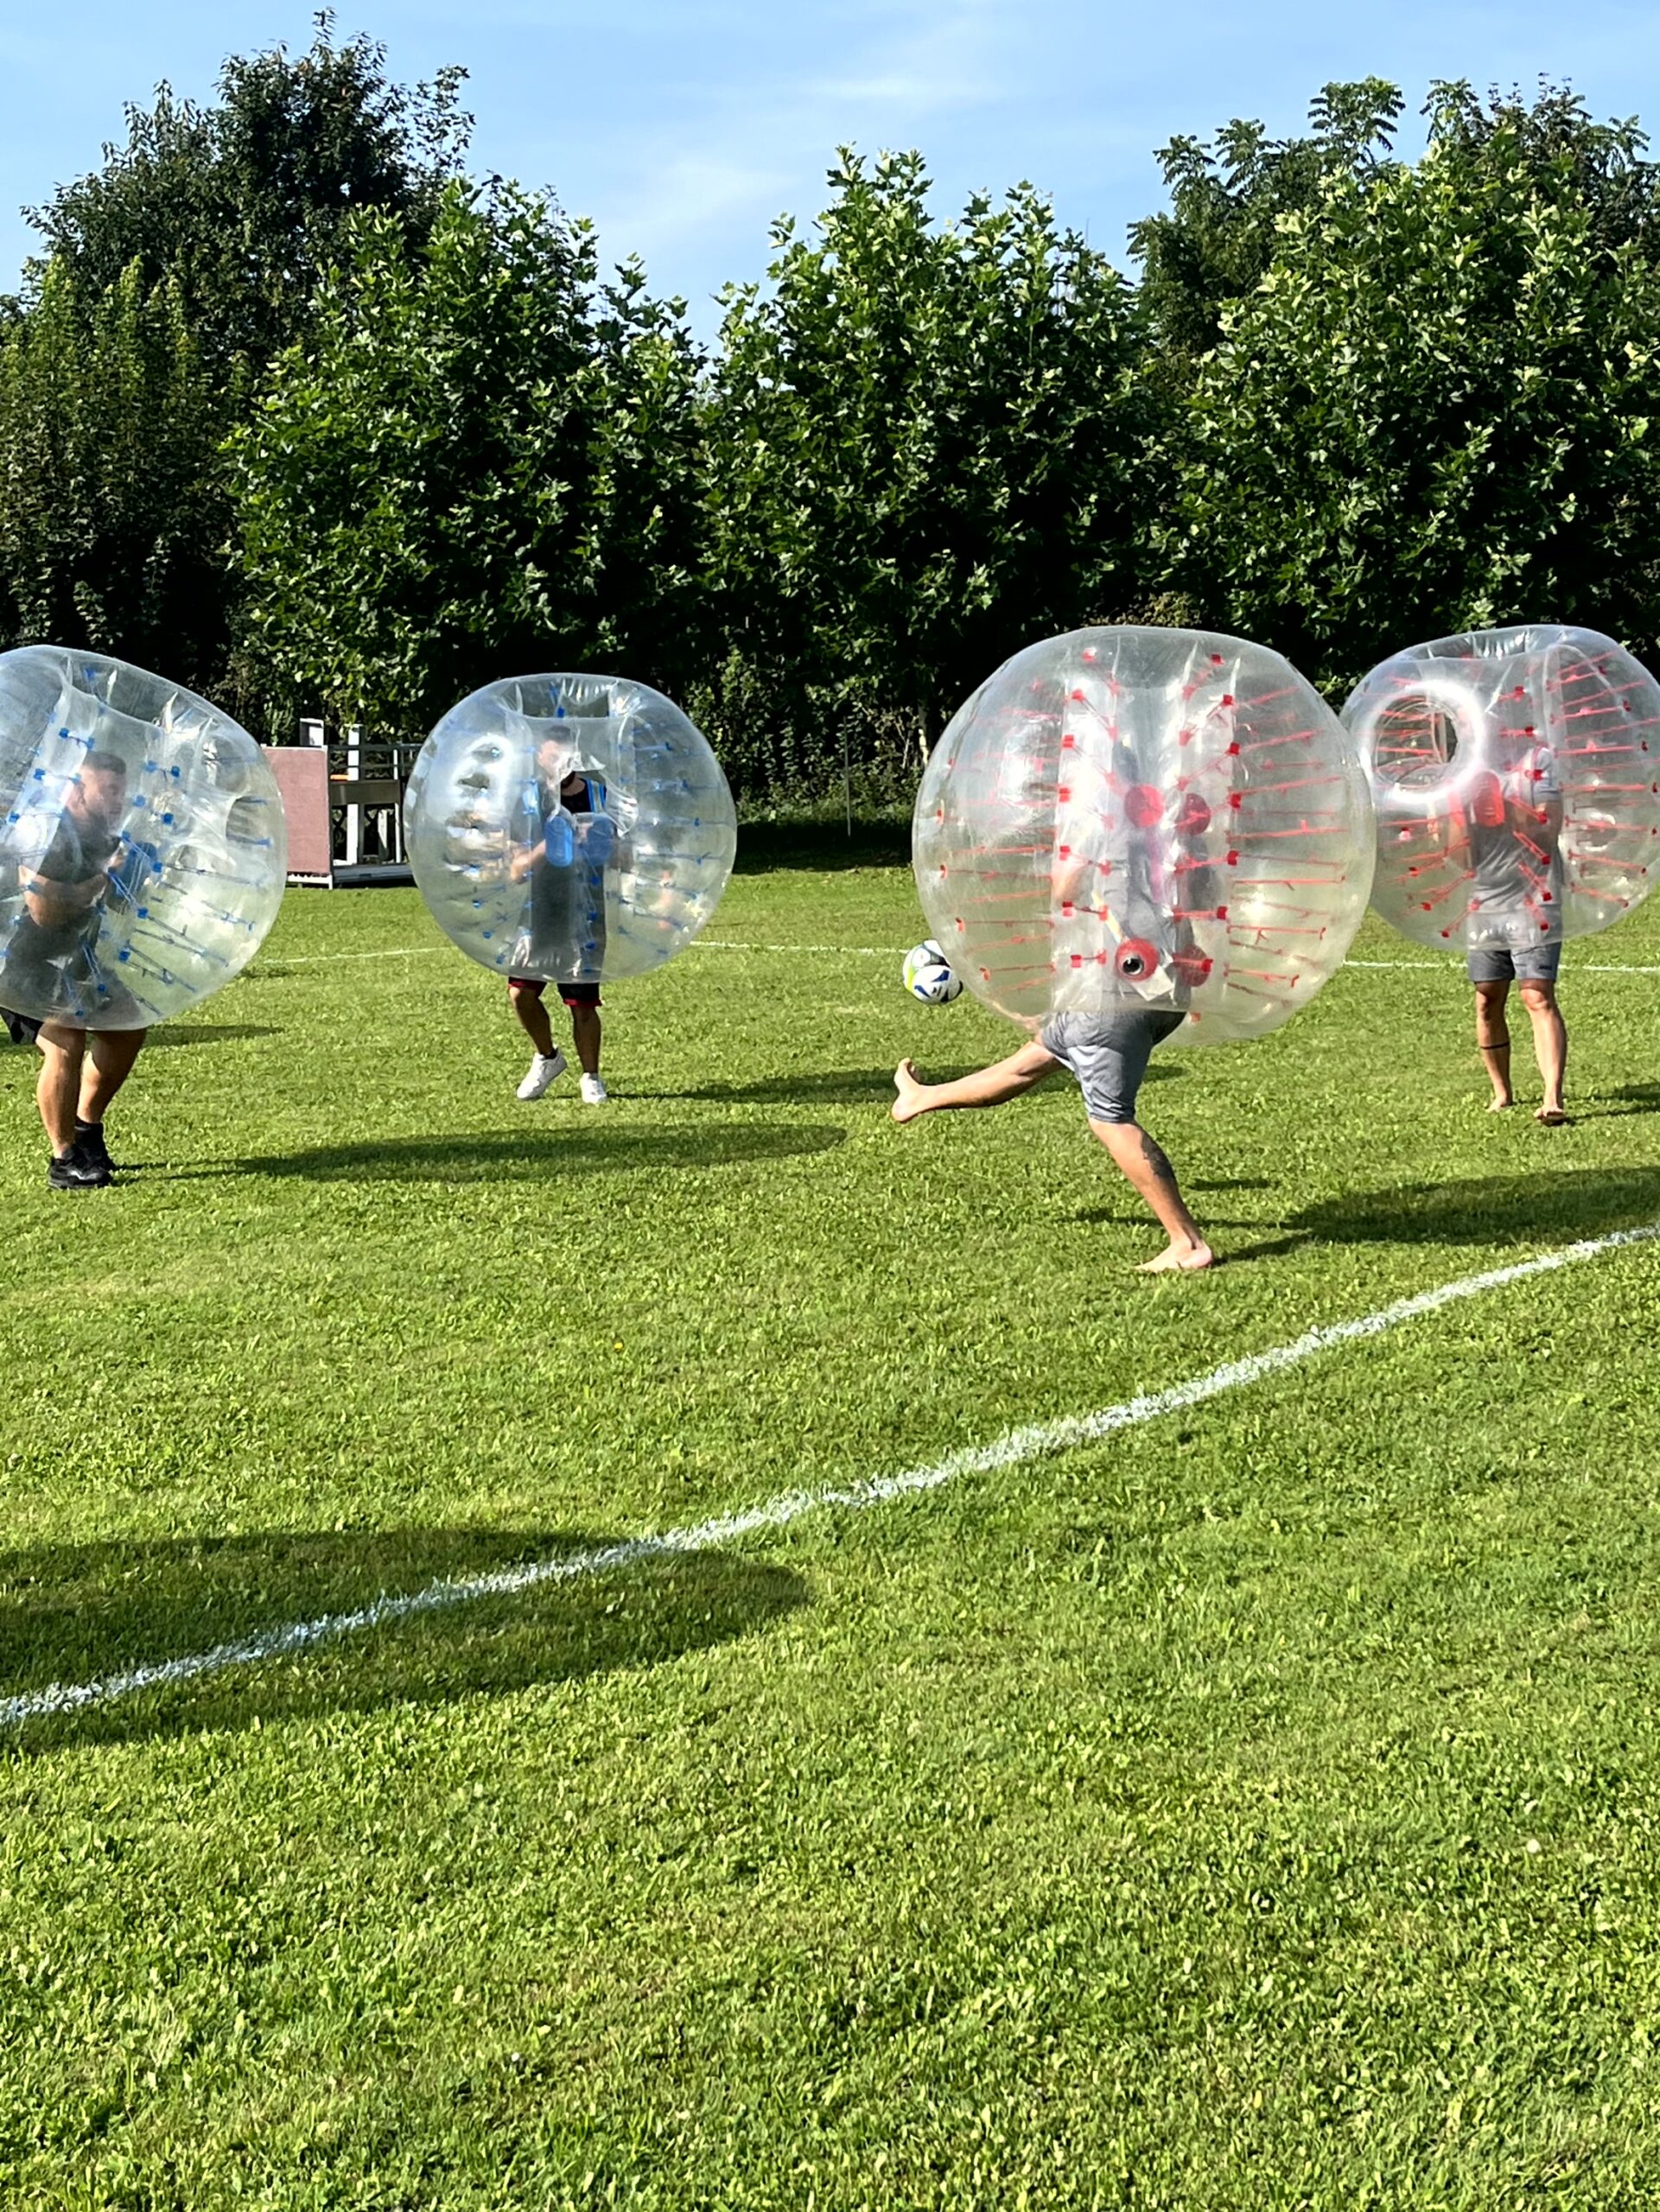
[{"xmin": 5, "ymin": 830, "xmax": 1660, "ymax": 2209}]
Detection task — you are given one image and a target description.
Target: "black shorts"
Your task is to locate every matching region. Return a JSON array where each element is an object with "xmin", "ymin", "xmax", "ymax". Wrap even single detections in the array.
[{"xmin": 508, "ymin": 976, "xmax": 602, "ymax": 1008}]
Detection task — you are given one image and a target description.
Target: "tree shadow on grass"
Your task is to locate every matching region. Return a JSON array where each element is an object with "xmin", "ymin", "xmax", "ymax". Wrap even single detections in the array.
[
  {"xmin": 171, "ymin": 1121, "xmax": 846, "ymax": 1185},
  {"xmin": 0, "ymin": 1525, "xmax": 806, "ymax": 1753},
  {"xmin": 731, "ymin": 819, "xmax": 911, "ymax": 874}
]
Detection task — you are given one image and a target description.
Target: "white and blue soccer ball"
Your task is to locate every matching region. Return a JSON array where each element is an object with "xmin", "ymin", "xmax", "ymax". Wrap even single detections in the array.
[{"xmin": 902, "ymin": 938, "xmax": 964, "ymax": 1005}]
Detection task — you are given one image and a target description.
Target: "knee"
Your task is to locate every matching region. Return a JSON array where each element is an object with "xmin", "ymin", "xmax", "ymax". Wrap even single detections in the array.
[
  {"xmin": 1519, "ymin": 982, "xmax": 1557, "ymax": 1014},
  {"xmin": 507, "ymin": 979, "xmax": 540, "ymax": 1009}
]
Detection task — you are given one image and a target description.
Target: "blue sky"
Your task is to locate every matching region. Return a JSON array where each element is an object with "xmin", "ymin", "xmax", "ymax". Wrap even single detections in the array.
[{"xmin": 5, "ymin": 0, "xmax": 1660, "ymax": 337}]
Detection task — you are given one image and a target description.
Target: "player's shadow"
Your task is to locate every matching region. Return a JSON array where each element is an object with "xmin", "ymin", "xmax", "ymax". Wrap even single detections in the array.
[
  {"xmin": 1072, "ymin": 1166, "xmax": 1660, "ymax": 1262},
  {"xmin": 643, "ymin": 1066, "xmax": 982, "ymax": 1107},
  {"xmin": 0, "ymin": 1526, "xmax": 807, "ymax": 1754},
  {"xmin": 1294, "ymin": 1164, "xmax": 1660, "ymax": 1247},
  {"xmin": 176, "ymin": 1122, "xmax": 846, "ymax": 1184},
  {"xmin": 1574, "ymin": 1082, "xmax": 1660, "ymax": 1122},
  {"xmin": 146, "ymin": 1024, "xmax": 279, "ymax": 1049}
]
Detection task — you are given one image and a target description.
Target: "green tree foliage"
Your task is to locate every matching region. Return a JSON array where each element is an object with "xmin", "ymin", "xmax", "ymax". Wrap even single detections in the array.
[
  {"xmin": 702, "ymin": 151, "xmax": 1157, "ymax": 797},
  {"xmin": 24, "ymin": 15, "xmax": 469, "ymax": 378},
  {"xmin": 1129, "ymin": 80, "xmax": 1404, "ymax": 364},
  {"xmin": 0, "ymin": 258, "xmax": 227, "ymax": 683},
  {"xmin": 231, "ymin": 184, "xmax": 704, "ymax": 734},
  {"xmin": 0, "ymin": 17, "xmax": 471, "ymax": 690},
  {"xmin": 1170, "ymin": 85, "xmax": 1660, "ymax": 690}
]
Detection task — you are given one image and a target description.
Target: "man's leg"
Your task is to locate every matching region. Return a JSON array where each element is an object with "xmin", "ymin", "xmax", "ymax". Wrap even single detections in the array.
[
  {"xmin": 1090, "ymin": 1118, "xmax": 1213, "ymax": 1273},
  {"xmin": 34, "ymin": 1022, "xmax": 87, "ymax": 1157},
  {"xmin": 892, "ymin": 1041, "xmax": 1058, "ymax": 1121},
  {"xmin": 1519, "ymin": 979, "xmax": 1568, "ymax": 1124},
  {"xmin": 568, "ymin": 1001, "xmax": 602, "ymax": 1077},
  {"xmin": 508, "ymin": 978, "xmax": 557, "ymax": 1057},
  {"xmin": 79, "ymin": 1029, "xmax": 146, "ymax": 1154},
  {"xmin": 1474, "ymin": 979, "xmax": 1513, "ymax": 1109}
]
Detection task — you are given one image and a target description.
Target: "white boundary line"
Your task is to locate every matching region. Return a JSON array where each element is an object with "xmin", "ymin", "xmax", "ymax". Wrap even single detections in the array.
[
  {"xmin": 264, "ymin": 943, "xmax": 1660, "ymax": 972},
  {"xmin": 6, "ymin": 1221, "xmax": 1657, "ymax": 1730}
]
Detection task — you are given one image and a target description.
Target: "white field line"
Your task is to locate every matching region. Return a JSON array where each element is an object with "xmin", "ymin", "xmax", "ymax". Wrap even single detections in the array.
[
  {"xmin": 6, "ymin": 1222, "xmax": 1657, "ymax": 1730},
  {"xmin": 263, "ymin": 943, "xmax": 1660, "ymax": 973},
  {"xmin": 1348, "ymin": 958, "xmax": 1660, "ymax": 974}
]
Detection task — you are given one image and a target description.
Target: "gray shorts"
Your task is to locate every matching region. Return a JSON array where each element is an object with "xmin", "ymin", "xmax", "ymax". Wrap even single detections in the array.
[
  {"xmin": 1038, "ymin": 1009, "xmax": 1185, "ymax": 1125},
  {"xmin": 1466, "ymin": 944, "xmax": 1561, "ymax": 985}
]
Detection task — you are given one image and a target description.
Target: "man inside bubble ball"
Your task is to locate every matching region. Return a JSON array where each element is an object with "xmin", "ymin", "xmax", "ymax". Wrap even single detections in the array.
[
  {"xmin": 891, "ymin": 1009, "xmax": 1212, "ymax": 1274},
  {"xmin": 0, "ymin": 747, "xmax": 146, "ymax": 1190},
  {"xmin": 894, "ymin": 760, "xmax": 1212, "ymax": 1271},
  {"xmin": 1464, "ymin": 768, "xmax": 1569, "ymax": 1125},
  {"xmin": 504, "ymin": 741, "xmax": 625, "ymax": 1104}
]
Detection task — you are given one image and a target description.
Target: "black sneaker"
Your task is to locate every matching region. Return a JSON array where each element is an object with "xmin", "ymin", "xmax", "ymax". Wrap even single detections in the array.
[
  {"xmin": 74, "ymin": 1120, "xmax": 113, "ymax": 1173},
  {"xmin": 48, "ymin": 1144, "xmax": 112, "ymax": 1192},
  {"xmin": 2, "ymin": 1007, "xmax": 41, "ymax": 1047}
]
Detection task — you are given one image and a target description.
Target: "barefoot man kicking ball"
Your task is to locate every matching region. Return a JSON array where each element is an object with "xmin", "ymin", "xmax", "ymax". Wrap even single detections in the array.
[
  {"xmin": 893, "ymin": 1008, "xmax": 1214, "ymax": 1274},
  {"xmin": 507, "ymin": 741, "xmax": 623, "ymax": 1105}
]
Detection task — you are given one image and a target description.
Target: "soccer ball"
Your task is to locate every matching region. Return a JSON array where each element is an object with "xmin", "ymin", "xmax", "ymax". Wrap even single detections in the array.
[{"xmin": 902, "ymin": 939, "xmax": 964, "ymax": 1005}]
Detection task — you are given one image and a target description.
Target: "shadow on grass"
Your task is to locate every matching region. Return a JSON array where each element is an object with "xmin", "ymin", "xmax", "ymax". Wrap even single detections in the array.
[
  {"xmin": 174, "ymin": 1121, "xmax": 846, "ymax": 1184},
  {"xmin": 1573, "ymin": 1083, "xmax": 1660, "ymax": 1122},
  {"xmin": 639, "ymin": 1066, "xmax": 979, "ymax": 1107},
  {"xmin": 0, "ymin": 1526, "xmax": 806, "ymax": 1751},
  {"xmin": 1072, "ymin": 1166, "xmax": 1660, "ymax": 1261},
  {"xmin": 1294, "ymin": 1164, "xmax": 1660, "ymax": 1247},
  {"xmin": 146, "ymin": 1024, "xmax": 280, "ymax": 1050},
  {"xmin": 732, "ymin": 818, "xmax": 911, "ymax": 874}
]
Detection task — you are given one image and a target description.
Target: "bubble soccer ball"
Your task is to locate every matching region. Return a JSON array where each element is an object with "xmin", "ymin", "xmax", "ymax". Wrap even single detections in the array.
[
  {"xmin": 405, "ymin": 673, "xmax": 736, "ymax": 986},
  {"xmin": 902, "ymin": 939, "xmax": 964, "ymax": 1005},
  {"xmin": 913, "ymin": 626, "xmax": 1375, "ymax": 1040},
  {"xmin": 0, "ymin": 647, "xmax": 286, "ymax": 1030},
  {"xmin": 1343, "ymin": 625, "xmax": 1660, "ymax": 952}
]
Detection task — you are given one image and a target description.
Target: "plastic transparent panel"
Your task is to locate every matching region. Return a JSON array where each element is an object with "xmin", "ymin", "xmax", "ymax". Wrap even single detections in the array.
[
  {"xmin": 0, "ymin": 647, "xmax": 287, "ymax": 1029},
  {"xmin": 405, "ymin": 673, "xmax": 737, "ymax": 983},
  {"xmin": 913, "ymin": 626, "xmax": 1375, "ymax": 1042},
  {"xmin": 1343, "ymin": 624, "xmax": 1660, "ymax": 951}
]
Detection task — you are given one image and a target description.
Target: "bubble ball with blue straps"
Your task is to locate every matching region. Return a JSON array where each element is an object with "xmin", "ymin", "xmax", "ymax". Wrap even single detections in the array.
[
  {"xmin": 404, "ymin": 673, "xmax": 737, "ymax": 986},
  {"xmin": 0, "ymin": 646, "xmax": 286, "ymax": 1030}
]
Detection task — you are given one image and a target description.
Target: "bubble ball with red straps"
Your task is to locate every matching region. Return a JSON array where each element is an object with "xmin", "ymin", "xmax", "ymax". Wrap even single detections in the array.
[
  {"xmin": 912, "ymin": 626, "xmax": 1376, "ymax": 1040},
  {"xmin": 1343, "ymin": 625, "xmax": 1660, "ymax": 955}
]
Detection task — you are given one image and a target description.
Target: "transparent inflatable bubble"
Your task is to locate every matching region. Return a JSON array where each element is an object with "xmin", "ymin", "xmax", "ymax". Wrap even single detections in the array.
[
  {"xmin": 1344, "ymin": 625, "xmax": 1660, "ymax": 951},
  {"xmin": 405, "ymin": 673, "xmax": 736, "ymax": 984},
  {"xmin": 913, "ymin": 626, "xmax": 1376, "ymax": 1041},
  {"xmin": 0, "ymin": 647, "xmax": 286, "ymax": 1030}
]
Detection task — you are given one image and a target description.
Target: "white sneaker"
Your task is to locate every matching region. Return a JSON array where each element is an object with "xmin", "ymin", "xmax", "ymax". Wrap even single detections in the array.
[
  {"xmin": 579, "ymin": 1073, "xmax": 608, "ymax": 1104},
  {"xmin": 517, "ymin": 1049, "xmax": 567, "ymax": 1101}
]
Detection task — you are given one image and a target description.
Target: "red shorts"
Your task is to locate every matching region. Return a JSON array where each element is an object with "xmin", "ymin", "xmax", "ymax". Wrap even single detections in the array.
[{"xmin": 507, "ymin": 976, "xmax": 601, "ymax": 1008}]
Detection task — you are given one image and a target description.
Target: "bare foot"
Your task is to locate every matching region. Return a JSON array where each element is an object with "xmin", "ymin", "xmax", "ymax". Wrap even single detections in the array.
[
  {"xmin": 1137, "ymin": 1239, "xmax": 1216, "ymax": 1274},
  {"xmin": 1536, "ymin": 1105, "xmax": 1568, "ymax": 1127},
  {"xmin": 1487, "ymin": 1094, "xmax": 1513, "ymax": 1113},
  {"xmin": 892, "ymin": 1058, "xmax": 929, "ymax": 1123}
]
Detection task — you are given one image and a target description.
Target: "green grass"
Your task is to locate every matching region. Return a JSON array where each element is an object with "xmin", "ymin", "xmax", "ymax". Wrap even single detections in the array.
[{"xmin": 5, "ymin": 844, "xmax": 1660, "ymax": 2209}]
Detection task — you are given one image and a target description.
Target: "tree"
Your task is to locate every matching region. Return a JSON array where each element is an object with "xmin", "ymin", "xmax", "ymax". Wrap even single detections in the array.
[
  {"xmin": 1168, "ymin": 87, "xmax": 1660, "ymax": 692},
  {"xmin": 1129, "ymin": 79, "xmax": 1404, "ymax": 364},
  {"xmin": 230, "ymin": 184, "xmax": 705, "ymax": 734},
  {"xmin": 1, "ymin": 16, "xmax": 473, "ymax": 692},
  {"xmin": 0, "ymin": 257, "xmax": 227, "ymax": 683},
  {"xmin": 23, "ymin": 15, "xmax": 470, "ymax": 378},
  {"xmin": 703, "ymin": 150, "xmax": 1156, "ymax": 797}
]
